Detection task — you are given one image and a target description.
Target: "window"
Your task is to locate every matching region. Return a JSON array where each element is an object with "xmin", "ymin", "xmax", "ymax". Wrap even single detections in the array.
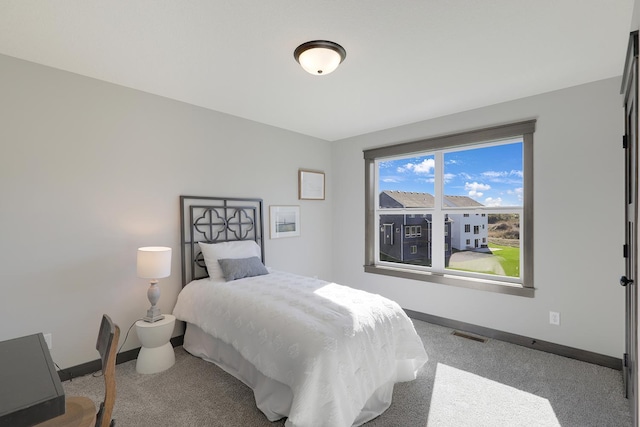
[
  {"xmin": 405, "ymin": 225, "xmax": 422, "ymax": 237},
  {"xmin": 364, "ymin": 120, "xmax": 534, "ymax": 297},
  {"xmin": 415, "ymin": 226, "xmax": 422, "ymax": 237}
]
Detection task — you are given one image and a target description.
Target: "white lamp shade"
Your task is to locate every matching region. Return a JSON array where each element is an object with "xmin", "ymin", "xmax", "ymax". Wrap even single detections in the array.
[
  {"xmin": 137, "ymin": 247, "xmax": 172, "ymax": 279},
  {"xmin": 298, "ymin": 47, "xmax": 342, "ymax": 75}
]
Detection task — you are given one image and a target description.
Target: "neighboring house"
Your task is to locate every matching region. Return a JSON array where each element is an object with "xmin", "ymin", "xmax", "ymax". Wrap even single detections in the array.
[
  {"xmin": 379, "ymin": 191, "xmax": 489, "ymax": 266},
  {"xmin": 378, "ymin": 191, "xmax": 452, "ymax": 266},
  {"xmin": 444, "ymin": 195, "xmax": 489, "ymax": 251}
]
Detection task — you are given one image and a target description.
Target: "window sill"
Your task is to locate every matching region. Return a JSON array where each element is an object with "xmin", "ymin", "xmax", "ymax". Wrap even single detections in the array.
[{"xmin": 364, "ymin": 264, "xmax": 534, "ymax": 298}]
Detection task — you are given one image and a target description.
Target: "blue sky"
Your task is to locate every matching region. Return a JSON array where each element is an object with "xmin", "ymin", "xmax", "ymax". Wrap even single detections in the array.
[{"xmin": 378, "ymin": 141, "xmax": 523, "ymax": 207}]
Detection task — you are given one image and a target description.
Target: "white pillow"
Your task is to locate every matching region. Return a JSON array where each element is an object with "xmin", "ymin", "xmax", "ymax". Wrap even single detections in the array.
[{"xmin": 199, "ymin": 240, "xmax": 262, "ymax": 280}]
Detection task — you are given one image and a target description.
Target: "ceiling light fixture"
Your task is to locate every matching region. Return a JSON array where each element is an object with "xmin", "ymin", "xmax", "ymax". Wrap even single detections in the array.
[{"xmin": 294, "ymin": 40, "xmax": 346, "ymax": 76}]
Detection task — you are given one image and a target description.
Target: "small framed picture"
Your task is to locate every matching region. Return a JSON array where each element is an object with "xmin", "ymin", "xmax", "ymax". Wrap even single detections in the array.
[
  {"xmin": 299, "ymin": 169, "xmax": 325, "ymax": 200},
  {"xmin": 270, "ymin": 205, "xmax": 301, "ymax": 239}
]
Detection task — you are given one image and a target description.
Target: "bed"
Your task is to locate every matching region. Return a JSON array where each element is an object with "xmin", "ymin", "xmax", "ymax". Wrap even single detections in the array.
[{"xmin": 172, "ymin": 196, "xmax": 428, "ymax": 427}]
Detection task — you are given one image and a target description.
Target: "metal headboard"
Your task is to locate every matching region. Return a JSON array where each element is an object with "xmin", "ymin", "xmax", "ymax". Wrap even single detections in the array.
[{"xmin": 180, "ymin": 195, "xmax": 265, "ymax": 286}]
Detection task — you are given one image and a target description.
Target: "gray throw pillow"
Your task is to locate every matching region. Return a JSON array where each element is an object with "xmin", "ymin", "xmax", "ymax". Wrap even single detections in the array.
[{"xmin": 218, "ymin": 256, "xmax": 269, "ymax": 281}]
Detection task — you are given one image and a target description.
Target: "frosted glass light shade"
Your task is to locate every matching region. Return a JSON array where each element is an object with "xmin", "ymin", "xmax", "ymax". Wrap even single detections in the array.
[
  {"xmin": 137, "ymin": 247, "xmax": 172, "ymax": 279},
  {"xmin": 294, "ymin": 40, "xmax": 346, "ymax": 76}
]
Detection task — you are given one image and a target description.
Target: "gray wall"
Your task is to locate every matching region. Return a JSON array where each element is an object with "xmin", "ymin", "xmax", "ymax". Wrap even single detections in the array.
[
  {"xmin": 331, "ymin": 77, "xmax": 625, "ymax": 357},
  {"xmin": 633, "ymin": 0, "xmax": 639, "ymax": 36},
  {"xmin": 0, "ymin": 51, "xmax": 628, "ymax": 368},
  {"xmin": 0, "ymin": 54, "xmax": 333, "ymax": 368}
]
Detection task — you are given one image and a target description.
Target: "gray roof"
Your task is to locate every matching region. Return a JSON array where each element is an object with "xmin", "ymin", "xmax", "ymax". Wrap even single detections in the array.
[
  {"xmin": 442, "ymin": 195, "xmax": 484, "ymax": 208},
  {"xmin": 381, "ymin": 191, "xmax": 435, "ymax": 207},
  {"xmin": 381, "ymin": 190, "xmax": 483, "ymax": 208}
]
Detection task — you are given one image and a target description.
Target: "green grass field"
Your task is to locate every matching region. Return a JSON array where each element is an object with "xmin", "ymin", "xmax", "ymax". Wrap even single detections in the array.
[
  {"xmin": 382, "ymin": 242, "xmax": 520, "ymax": 278},
  {"xmin": 488, "ymin": 242, "xmax": 520, "ymax": 277}
]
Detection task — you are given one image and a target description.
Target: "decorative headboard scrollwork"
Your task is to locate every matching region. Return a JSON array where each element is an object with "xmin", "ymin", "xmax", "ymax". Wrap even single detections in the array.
[{"xmin": 180, "ymin": 196, "xmax": 264, "ymax": 286}]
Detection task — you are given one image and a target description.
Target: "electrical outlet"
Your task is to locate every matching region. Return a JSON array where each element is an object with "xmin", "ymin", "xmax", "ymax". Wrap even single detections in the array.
[
  {"xmin": 44, "ymin": 333, "xmax": 52, "ymax": 349},
  {"xmin": 549, "ymin": 311, "xmax": 561, "ymax": 326}
]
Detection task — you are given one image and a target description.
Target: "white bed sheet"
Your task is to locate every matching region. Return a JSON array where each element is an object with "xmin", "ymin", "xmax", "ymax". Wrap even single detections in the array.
[
  {"xmin": 173, "ymin": 271, "xmax": 428, "ymax": 427},
  {"xmin": 183, "ymin": 323, "xmax": 395, "ymax": 425}
]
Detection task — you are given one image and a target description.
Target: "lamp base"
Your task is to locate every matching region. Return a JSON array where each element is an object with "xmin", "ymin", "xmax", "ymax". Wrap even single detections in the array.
[
  {"xmin": 144, "ymin": 281, "xmax": 164, "ymax": 322},
  {"xmin": 143, "ymin": 305, "xmax": 165, "ymax": 323}
]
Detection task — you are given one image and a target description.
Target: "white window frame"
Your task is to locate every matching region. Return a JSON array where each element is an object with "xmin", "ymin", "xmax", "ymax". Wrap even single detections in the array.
[
  {"xmin": 404, "ymin": 225, "xmax": 422, "ymax": 238},
  {"xmin": 363, "ymin": 120, "xmax": 535, "ymax": 297}
]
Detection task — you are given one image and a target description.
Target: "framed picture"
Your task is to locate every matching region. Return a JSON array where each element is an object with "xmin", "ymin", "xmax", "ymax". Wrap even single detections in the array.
[
  {"xmin": 270, "ymin": 205, "xmax": 301, "ymax": 239},
  {"xmin": 299, "ymin": 169, "xmax": 325, "ymax": 200}
]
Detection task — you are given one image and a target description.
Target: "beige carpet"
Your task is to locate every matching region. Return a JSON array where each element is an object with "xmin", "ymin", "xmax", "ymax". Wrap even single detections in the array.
[
  {"xmin": 426, "ymin": 363, "xmax": 560, "ymax": 426},
  {"xmin": 61, "ymin": 319, "xmax": 632, "ymax": 426}
]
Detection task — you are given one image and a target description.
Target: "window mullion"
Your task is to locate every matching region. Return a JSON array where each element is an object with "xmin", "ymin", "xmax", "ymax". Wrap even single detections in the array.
[
  {"xmin": 372, "ymin": 159, "xmax": 380, "ymax": 264},
  {"xmin": 431, "ymin": 152, "xmax": 445, "ymax": 271}
]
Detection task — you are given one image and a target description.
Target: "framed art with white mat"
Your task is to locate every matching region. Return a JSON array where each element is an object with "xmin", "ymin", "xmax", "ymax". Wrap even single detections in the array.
[{"xmin": 269, "ymin": 205, "xmax": 300, "ymax": 239}]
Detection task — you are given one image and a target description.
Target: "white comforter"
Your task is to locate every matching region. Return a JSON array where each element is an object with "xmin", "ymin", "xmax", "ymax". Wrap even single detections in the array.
[{"xmin": 172, "ymin": 271, "xmax": 428, "ymax": 427}]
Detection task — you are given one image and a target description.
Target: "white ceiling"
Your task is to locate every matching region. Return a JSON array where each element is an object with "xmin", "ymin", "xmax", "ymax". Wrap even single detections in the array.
[{"xmin": 0, "ymin": 1, "xmax": 634, "ymax": 141}]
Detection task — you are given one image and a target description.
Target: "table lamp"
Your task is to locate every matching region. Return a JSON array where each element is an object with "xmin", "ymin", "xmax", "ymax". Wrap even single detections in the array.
[{"xmin": 137, "ymin": 246, "xmax": 172, "ymax": 322}]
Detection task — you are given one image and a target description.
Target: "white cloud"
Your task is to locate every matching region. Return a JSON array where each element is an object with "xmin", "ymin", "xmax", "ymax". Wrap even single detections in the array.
[
  {"xmin": 482, "ymin": 171, "xmax": 506, "ymax": 178},
  {"xmin": 482, "ymin": 170, "xmax": 523, "ymax": 184},
  {"xmin": 465, "ymin": 182, "xmax": 491, "ymax": 192},
  {"xmin": 484, "ymin": 197, "xmax": 503, "ymax": 207},
  {"xmin": 483, "ymin": 170, "xmax": 523, "ymax": 178},
  {"xmin": 443, "ymin": 173, "xmax": 456, "ymax": 183},
  {"xmin": 506, "ymin": 187, "xmax": 524, "ymax": 201},
  {"xmin": 465, "ymin": 182, "xmax": 490, "ymax": 199},
  {"xmin": 400, "ymin": 158, "xmax": 435, "ymax": 175}
]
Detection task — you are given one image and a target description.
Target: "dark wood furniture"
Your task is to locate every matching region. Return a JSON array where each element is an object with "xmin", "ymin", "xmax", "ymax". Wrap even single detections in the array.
[{"xmin": 0, "ymin": 333, "xmax": 65, "ymax": 426}]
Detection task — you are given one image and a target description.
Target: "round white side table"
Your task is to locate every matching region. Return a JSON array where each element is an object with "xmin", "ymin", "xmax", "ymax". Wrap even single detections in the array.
[{"xmin": 135, "ymin": 314, "xmax": 176, "ymax": 374}]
